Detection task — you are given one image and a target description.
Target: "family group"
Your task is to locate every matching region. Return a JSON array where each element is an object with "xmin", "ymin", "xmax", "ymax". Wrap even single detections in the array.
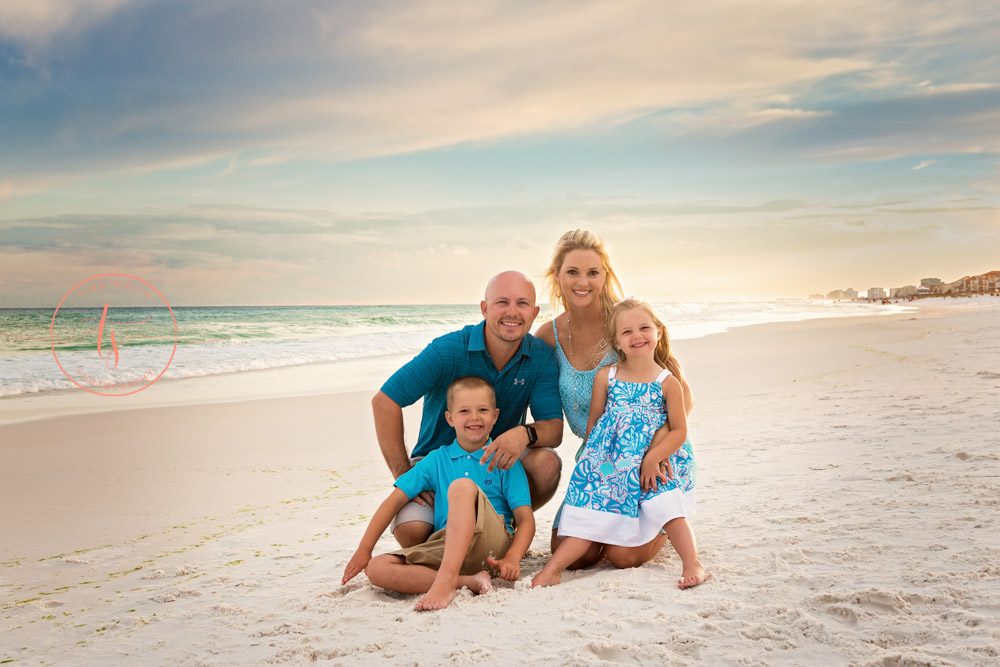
[{"xmin": 341, "ymin": 230, "xmax": 709, "ymax": 610}]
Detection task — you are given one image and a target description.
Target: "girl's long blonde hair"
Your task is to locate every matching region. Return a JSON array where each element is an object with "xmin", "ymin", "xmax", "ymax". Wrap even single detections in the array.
[
  {"xmin": 543, "ymin": 229, "xmax": 625, "ymax": 326},
  {"xmin": 610, "ymin": 298, "xmax": 687, "ymax": 386}
]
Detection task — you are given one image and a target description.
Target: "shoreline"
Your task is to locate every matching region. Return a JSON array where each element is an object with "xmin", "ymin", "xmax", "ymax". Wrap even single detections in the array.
[
  {"xmin": 0, "ymin": 296, "xmax": 931, "ymax": 427},
  {"xmin": 2, "ymin": 296, "xmax": 999, "ymax": 664}
]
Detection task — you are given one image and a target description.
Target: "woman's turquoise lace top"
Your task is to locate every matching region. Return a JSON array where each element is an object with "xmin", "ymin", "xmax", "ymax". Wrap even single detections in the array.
[{"xmin": 553, "ymin": 318, "xmax": 616, "ymax": 442}]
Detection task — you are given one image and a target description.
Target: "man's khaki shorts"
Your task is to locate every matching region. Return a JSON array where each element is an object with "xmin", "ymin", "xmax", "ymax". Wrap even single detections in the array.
[{"xmin": 390, "ymin": 486, "xmax": 513, "ymax": 576}]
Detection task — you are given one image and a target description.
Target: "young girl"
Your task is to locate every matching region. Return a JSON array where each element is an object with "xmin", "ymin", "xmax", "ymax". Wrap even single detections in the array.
[{"xmin": 532, "ymin": 298, "xmax": 708, "ymax": 589}]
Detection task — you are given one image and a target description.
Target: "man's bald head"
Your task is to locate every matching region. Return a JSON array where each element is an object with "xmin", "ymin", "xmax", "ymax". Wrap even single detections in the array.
[
  {"xmin": 480, "ymin": 271, "xmax": 540, "ymax": 347},
  {"xmin": 484, "ymin": 270, "xmax": 536, "ymax": 305}
]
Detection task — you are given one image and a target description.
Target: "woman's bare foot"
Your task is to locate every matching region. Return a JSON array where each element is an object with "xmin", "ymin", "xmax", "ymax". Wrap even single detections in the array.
[
  {"xmin": 530, "ymin": 567, "xmax": 561, "ymax": 588},
  {"xmin": 414, "ymin": 580, "xmax": 456, "ymax": 611},
  {"xmin": 677, "ymin": 565, "xmax": 711, "ymax": 590}
]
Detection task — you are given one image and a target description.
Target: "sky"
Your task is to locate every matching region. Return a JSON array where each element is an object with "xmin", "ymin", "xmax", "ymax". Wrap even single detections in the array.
[{"xmin": 1, "ymin": 0, "xmax": 998, "ymax": 306}]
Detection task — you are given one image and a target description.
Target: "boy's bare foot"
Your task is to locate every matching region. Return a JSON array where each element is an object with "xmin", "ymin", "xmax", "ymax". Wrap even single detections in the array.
[
  {"xmin": 470, "ymin": 571, "xmax": 494, "ymax": 595},
  {"xmin": 415, "ymin": 580, "xmax": 456, "ymax": 611},
  {"xmin": 530, "ymin": 567, "xmax": 561, "ymax": 588},
  {"xmin": 677, "ymin": 566, "xmax": 711, "ymax": 590}
]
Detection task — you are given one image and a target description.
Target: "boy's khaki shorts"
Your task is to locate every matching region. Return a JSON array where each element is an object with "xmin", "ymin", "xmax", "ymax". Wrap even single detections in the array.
[
  {"xmin": 390, "ymin": 487, "xmax": 513, "ymax": 576},
  {"xmin": 390, "ymin": 447, "xmax": 556, "ymax": 532}
]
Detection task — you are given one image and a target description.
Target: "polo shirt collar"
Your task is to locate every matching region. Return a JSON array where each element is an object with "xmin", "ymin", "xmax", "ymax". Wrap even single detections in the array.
[
  {"xmin": 444, "ymin": 438, "xmax": 491, "ymax": 459},
  {"xmin": 468, "ymin": 321, "xmax": 487, "ymax": 353},
  {"xmin": 468, "ymin": 321, "xmax": 534, "ymax": 359}
]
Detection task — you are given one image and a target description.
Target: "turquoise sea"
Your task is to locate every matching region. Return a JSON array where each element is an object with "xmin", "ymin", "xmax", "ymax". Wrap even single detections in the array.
[{"xmin": 0, "ymin": 300, "xmax": 909, "ymax": 397}]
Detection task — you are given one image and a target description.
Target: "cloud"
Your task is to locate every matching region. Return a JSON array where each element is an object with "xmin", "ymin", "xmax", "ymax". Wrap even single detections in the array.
[
  {"xmin": 743, "ymin": 109, "xmax": 834, "ymax": 127},
  {"xmin": 0, "ymin": 0, "xmax": 131, "ymax": 47},
  {"xmin": 5, "ymin": 0, "xmax": 975, "ymax": 191},
  {"xmin": 917, "ymin": 81, "xmax": 999, "ymax": 94},
  {"xmin": 913, "ymin": 160, "xmax": 935, "ymax": 170}
]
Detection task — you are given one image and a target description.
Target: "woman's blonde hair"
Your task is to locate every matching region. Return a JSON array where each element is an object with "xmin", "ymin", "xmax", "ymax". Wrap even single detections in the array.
[
  {"xmin": 609, "ymin": 298, "xmax": 687, "ymax": 386},
  {"xmin": 543, "ymin": 229, "xmax": 625, "ymax": 325}
]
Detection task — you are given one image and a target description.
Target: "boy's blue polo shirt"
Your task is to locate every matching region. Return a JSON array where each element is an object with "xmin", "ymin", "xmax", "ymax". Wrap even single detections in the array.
[
  {"xmin": 393, "ymin": 440, "xmax": 532, "ymax": 533},
  {"xmin": 380, "ymin": 321, "xmax": 561, "ymax": 459}
]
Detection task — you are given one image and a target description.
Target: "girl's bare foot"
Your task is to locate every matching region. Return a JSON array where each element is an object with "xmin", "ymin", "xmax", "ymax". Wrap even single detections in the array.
[
  {"xmin": 530, "ymin": 567, "xmax": 561, "ymax": 588},
  {"xmin": 677, "ymin": 565, "xmax": 711, "ymax": 590}
]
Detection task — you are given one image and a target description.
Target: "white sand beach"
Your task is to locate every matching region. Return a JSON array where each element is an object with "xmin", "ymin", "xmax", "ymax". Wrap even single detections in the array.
[{"xmin": 2, "ymin": 297, "xmax": 999, "ymax": 665}]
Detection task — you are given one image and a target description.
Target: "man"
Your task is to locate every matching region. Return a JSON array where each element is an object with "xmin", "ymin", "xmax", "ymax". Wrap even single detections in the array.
[{"xmin": 372, "ymin": 270, "xmax": 564, "ymax": 548}]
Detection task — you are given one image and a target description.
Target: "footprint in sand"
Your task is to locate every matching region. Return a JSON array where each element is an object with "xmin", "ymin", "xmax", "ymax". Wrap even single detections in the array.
[{"xmin": 854, "ymin": 589, "xmax": 910, "ymax": 613}]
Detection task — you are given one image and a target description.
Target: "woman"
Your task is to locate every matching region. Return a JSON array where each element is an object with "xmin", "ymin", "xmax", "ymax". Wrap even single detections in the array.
[{"xmin": 535, "ymin": 229, "xmax": 694, "ymax": 568}]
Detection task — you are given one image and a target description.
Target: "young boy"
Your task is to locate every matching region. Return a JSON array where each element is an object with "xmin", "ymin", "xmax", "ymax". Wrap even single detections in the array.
[{"xmin": 341, "ymin": 376, "xmax": 536, "ymax": 611}]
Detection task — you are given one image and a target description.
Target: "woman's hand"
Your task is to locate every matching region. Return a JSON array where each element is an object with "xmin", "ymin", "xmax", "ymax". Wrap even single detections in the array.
[{"xmin": 640, "ymin": 454, "xmax": 669, "ymax": 493}]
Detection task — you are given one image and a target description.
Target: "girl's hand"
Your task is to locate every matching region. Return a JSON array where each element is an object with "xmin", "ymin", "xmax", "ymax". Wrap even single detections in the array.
[
  {"xmin": 342, "ymin": 548, "xmax": 372, "ymax": 585},
  {"xmin": 487, "ymin": 554, "xmax": 521, "ymax": 581},
  {"xmin": 660, "ymin": 458, "xmax": 674, "ymax": 480},
  {"xmin": 640, "ymin": 455, "xmax": 670, "ymax": 493}
]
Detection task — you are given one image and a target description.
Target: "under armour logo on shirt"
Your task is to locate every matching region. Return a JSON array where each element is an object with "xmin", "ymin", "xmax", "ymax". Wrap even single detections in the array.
[{"xmin": 513, "ymin": 378, "xmax": 525, "ymax": 386}]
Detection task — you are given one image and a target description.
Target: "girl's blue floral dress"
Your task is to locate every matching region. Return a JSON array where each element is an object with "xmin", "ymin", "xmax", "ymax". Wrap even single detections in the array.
[{"xmin": 558, "ymin": 366, "xmax": 696, "ymax": 547}]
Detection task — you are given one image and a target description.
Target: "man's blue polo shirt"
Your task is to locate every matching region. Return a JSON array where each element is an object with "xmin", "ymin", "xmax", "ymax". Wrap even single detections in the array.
[
  {"xmin": 380, "ymin": 321, "xmax": 561, "ymax": 459},
  {"xmin": 393, "ymin": 440, "xmax": 532, "ymax": 533}
]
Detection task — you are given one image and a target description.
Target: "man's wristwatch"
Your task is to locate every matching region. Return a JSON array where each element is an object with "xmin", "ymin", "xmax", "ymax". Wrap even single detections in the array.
[{"xmin": 524, "ymin": 423, "xmax": 538, "ymax": 446}]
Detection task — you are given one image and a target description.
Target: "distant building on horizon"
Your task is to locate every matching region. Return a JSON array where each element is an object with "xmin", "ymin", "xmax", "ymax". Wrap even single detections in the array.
[
  {"xmin": 891, "ymin": 285, "xmax": 918, "ymax": 298},
  {"xmin": 816, "ymin": 270, "xmax": 998, "ymax": 301},
  {"xmin": 826, "ymin": 288, "xmax": 858, "ymax": 300},
  {"xmin": 963, "ymin": 270, "xmax": 1000, "ymax": 293},
  {"xmin": 927, "ymin": 271, "xmax": 1000, "ymax": 295}
]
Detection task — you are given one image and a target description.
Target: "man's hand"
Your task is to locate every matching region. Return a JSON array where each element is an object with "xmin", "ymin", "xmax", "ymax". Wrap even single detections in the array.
[
  {"xmin": 640, "ymin": 454, "xmax": 669, "ymax": 493},
  {"xmin": 413, "ymin": 490, "xmax": 435, "ymax": 507},
  {"xmin": 479, "ymin": 426, "xmax": 528, "ymax": 472},
  {"xmin": 487, "ymin": 554, "xmax": 521, "ymax": 581},
  {"xmin": 342, "ymin": 547, "xmax": 372, "ymax": 585}
]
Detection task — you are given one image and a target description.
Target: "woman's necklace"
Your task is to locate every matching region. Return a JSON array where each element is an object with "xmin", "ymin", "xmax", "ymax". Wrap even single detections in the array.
[{"xmin": 566, "ymin": 313, "xmax": 608, "ymax": 360}]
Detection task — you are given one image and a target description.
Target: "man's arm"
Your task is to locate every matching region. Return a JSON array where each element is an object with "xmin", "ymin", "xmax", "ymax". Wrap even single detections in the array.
[
  {"xmin": 374, "ymin": 340, "xmax": 446, "ymax": 477},
  {"xmin": 480, "ymin": 418, "xmax": 563, "ymax": 472},
  {"xmin": 372, "ymin": 391, "xmax": 411, "ymax": 480},
  {"xmin": 372, "ymin": 391, "xmax": 436, "ymax": 507},
  {"xmin": 341, "ymin": 488, "xmax": 411, "ymax": 584}
]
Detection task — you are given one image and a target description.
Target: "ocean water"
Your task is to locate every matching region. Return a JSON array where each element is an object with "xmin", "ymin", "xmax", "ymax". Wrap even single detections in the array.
[{"xmin": 0, "ymin": 300, "xmax": 909, "ymax": 398}]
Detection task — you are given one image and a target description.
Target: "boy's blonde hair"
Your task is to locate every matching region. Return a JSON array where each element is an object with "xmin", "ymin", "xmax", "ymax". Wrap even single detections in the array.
[
  {"xmin": 609, "ymin": 298, "xmax": 687, "ymax": 386},
  {"xmin": 446, "ymin": 376, "xmax": 496, "ymax": 410},
  {"xmin": 543, "ymin": 229, "xmax": 625, "ymax": 326}
]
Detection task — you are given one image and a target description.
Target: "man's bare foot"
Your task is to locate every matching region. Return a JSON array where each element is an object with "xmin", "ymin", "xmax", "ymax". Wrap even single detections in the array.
[
  {"xmin": 415, "ymin": 580, "xmax": 456, "ymax": 611},
  {"xmin": 530, "ymin": 567, "xmax": 561, "ymax": 588},
  {"xmin": 677, "ymin": 565, "xmax": 711, "ymax": 590},
  {"xmin": 469, "ymin": 571, "xmax": 494, "ymax": 595}
]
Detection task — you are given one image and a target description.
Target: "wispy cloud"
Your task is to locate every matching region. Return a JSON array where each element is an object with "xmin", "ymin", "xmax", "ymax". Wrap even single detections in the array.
[
  {"xmin": 743, "ymin": 108, "xmax": 835, "ymax": 127},
  {"xmin": 913, "ymin": 160, "xmax": 935, "ymax": 170},
  {"xmin": 5, "ymin": 0, "xmax": 995, "ymax": 194}
]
